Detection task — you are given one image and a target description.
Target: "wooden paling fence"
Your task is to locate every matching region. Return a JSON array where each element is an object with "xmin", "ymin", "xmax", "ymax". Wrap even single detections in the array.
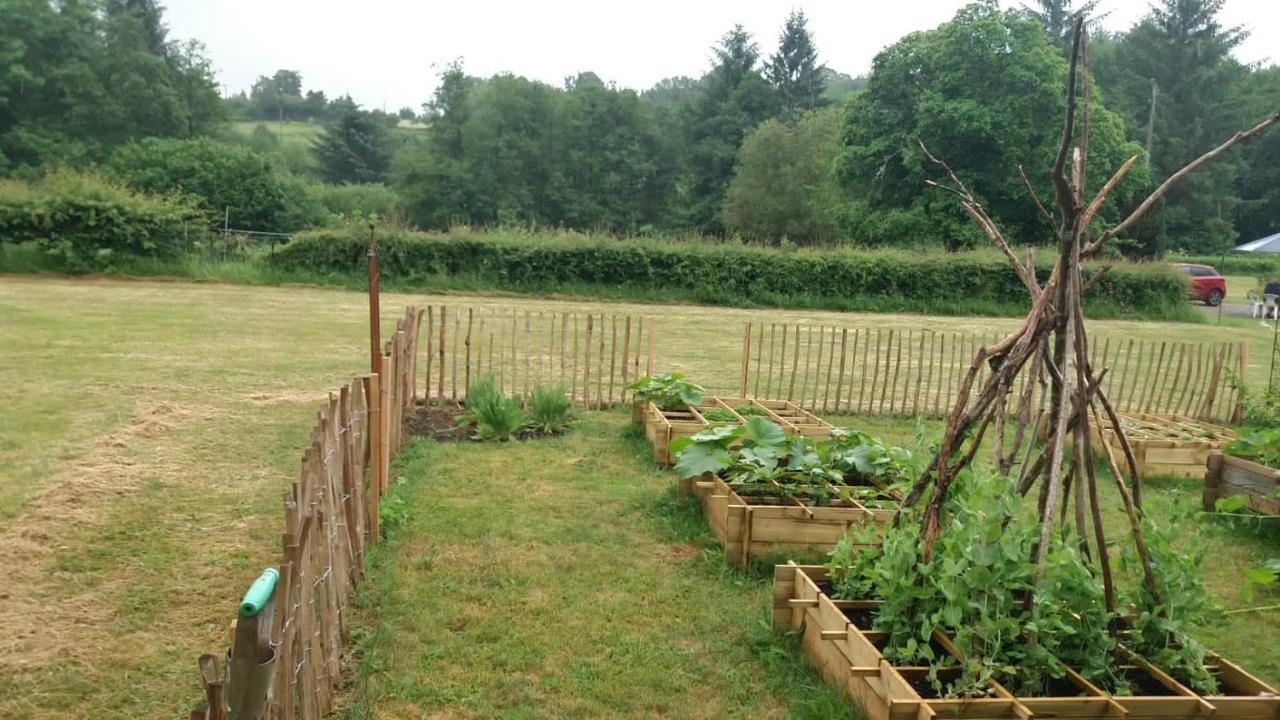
[
  {"xmin": 420, "ymin": 305, "xmax": 654, "ymax": 409},
  {"xmin": 737, "ymin": 321, "xmax": 1246, "ymax": 424},
  {"xmin": 189, "ymin": 306, "xmax": 422, "ymax": 720}
]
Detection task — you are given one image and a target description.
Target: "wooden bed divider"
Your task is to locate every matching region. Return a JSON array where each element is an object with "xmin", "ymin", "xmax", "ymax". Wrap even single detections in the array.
[
  {"xmin": 737, "ymin": 322, "xmax": 1246, "ymax": 424},
  {"xmin": 641, "ymin": 396, "xmax": 835, "ymax": 465}
]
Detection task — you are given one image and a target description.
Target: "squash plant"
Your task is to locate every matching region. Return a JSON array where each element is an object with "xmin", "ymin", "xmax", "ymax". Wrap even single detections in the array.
[
  {"xmin": 670, "ymin": 421, "xmax": 915, "ymax": 507},
  {"xmin": 625, "ymin": 372, "xmax": 705, "ymax": 410},
  {"xmin": 1224, "ymin": 428, "xmax": 1280, "ymax": 468}
]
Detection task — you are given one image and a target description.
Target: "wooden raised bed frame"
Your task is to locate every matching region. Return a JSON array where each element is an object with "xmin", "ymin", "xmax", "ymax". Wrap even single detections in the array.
[
  {"xmin": 774, "ymin": 563, "xmax": 1279, "ymax": 720},
  {"xmin": 1204, "ymin": 451, "xmax": 1280, "ymax": 516},
  {"xmin": 678, "ymin": 474, "xmax": 895, "ymax": 566},
  {"xmin": 1040, "ymin": 412, "xmax": 1237, "ymax": 480},
  {"xmin": 642, "ymin": 396, "xmax": 834, "ymax": 465}
]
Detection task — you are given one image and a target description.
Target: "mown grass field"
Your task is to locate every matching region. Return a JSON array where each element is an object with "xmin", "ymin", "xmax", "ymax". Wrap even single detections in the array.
[{"xmin": 0, "ymin": 275, "xmax": 1276, "ymax": 718}]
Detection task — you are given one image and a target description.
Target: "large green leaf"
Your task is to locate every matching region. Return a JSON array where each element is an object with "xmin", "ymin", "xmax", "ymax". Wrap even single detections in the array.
[
  {"xmin": 742, "ymin": 417, "xmax": 786, "ymax": 450},
  {"xmin": 673, "ymin": 443, "xmax": 732, "ymax": 479}
]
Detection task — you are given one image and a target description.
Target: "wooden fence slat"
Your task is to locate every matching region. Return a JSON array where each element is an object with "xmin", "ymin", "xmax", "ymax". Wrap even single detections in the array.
[{"xmin": 834, "ymin": 329, "xmax": 848, "ymax": 415}]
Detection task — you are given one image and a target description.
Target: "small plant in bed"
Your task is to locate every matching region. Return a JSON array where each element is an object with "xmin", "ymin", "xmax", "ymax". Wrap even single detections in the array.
[
  {"xmin": 528, "ymin": 384, "xmax": 576, "ymax": 434},
  {"xmin": 626, "ymin": 372, "xmax": 705, "ymax": 410},
  {"xmin": 700, "ymin": 407, "xmax": 739, "ymax": 423},
  {"xmin": 456, "ymin": 374, "xmax": 574, "ymax": 441}
]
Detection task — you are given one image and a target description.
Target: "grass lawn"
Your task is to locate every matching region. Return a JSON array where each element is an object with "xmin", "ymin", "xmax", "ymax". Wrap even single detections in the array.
[
  {"xmin": 347, "ymin": 421, "xmax": 852, "ymax": 718},
  {"xmin": 0, "ymin": 275, "xmax": 1275, "ymax": 718}
]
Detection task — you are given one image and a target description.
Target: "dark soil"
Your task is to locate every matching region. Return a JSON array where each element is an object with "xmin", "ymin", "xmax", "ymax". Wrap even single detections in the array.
[{"xmin": 402, "ymin": 404, "xmax": 472, "ymax": 442}]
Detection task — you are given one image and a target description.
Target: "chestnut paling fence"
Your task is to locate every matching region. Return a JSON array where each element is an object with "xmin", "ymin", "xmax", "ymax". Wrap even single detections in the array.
[
  {"xmin": 418, "ymin": 305, "xmax": 654, "ymax": 408},
  {"xmin": 187, "ymin": 303, "xmax": 657, "ymax": 720},
  {"xmin": 188, "ymin": 306, "xmax": 422, "ymax": 720},
  {"xmin": 736, "ymin": 321, "xmax": 1247, "ymax": 424}
]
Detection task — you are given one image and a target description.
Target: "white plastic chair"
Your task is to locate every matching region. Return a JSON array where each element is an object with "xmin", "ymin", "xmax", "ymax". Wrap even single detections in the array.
[
  {"xmin": 1265, "ymin": 294, "xmax": 1280, "ymax": 320},
  {"xmin": 1248, "ymin": 291, "xmax": 1263, "ymax": 318}
]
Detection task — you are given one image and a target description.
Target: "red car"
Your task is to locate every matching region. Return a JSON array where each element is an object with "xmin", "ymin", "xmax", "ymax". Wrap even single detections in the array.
[{"xmin": 1172, "ymin": 263, "xmax": 1226, "ymax": 306}]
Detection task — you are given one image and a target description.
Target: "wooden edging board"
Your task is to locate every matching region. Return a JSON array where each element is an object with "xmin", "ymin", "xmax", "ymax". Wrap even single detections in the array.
[
  {"xmin": 679, "ymin": 474, "xmax": 892, "ymax": 566},
  {"xmin": 642, "ymin": 396, "xmax": 835, "ymax": 465},
  {"xmin": 1204, "ymin": 450, "xmax": 1280, "ymax": 515},
  {"xmin": 773, "ymin": 563, "xmax": 1280, "ymax": 720}
]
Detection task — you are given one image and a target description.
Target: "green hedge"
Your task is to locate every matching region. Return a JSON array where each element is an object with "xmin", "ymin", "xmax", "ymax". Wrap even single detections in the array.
[
  {"xmin": 272, "ymin": 227, "xmax": 1188, "ymax": 316},
  {"xmin": 1175, "ymin": 254, "xmax": 1280, "ymax": 277},
  {"xmin": 0, "ymin": 171, "xmax": 202, "ymax": 271}
]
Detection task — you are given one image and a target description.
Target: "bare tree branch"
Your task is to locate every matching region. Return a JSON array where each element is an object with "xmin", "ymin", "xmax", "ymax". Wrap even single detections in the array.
[{"xmin": 1090, "ymin": 112, "xmax": 1280, "ymax": 254}]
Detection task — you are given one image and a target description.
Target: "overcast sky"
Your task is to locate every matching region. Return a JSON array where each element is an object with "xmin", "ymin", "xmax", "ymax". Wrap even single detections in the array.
[{"xmin": 163, "ymin": 0, "xmax": 1278, "ymax": 112}]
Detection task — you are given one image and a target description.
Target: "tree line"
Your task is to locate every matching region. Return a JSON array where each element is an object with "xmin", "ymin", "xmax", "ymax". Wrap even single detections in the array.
[{"xmin": 1, "ymin": 0, "xmax": 1276, "ymax": 254}]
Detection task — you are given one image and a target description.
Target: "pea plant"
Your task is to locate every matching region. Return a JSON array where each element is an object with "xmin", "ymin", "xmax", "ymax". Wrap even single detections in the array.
[{"xmin": 625, "ymin": 372, "xmax": 705, "ymax": 411}]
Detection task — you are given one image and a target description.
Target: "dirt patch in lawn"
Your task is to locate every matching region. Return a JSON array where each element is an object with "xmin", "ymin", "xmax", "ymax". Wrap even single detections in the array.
[{"xmin": 403, "ymin": 404, "xmax": 471, "ymax": 442}]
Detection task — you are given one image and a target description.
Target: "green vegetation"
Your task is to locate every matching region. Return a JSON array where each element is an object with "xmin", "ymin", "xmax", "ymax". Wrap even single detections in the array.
[
  {"xmin": 268, "ymin": 226, "xmax": 1193, "ymax": 320},
  {"xmin": 835, "ymin": 2, "xmax": 1149, "ymax": 250},
  {"xmin": 670, "ymin": 421, "xmax": 915, "ymax": 507},
  {"xmin": 457, "ymin": 374, "xmax": 576, "ymax": 440},
  {"xmin": 1225, "ymin": 428, "xmax": 1280, "ymax": 468},
  {"xmin": 0, "ymin": 170, "xmax": 201, "ymax": 271},
  {"xmin": 625, "ymin": 372, "xmax": 706, "ymax": 411},
  {"xmin": 106, "ymin": 137, "xmax": 292, "ymax": 231},
  {"xmin": 528, "ymin": 384, "xmax": 575, "ymax": 434}
]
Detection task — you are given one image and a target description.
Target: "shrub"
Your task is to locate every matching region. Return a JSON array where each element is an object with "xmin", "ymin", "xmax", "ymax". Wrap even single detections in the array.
[
  {"xmin": 105, "ymin": 137, "xmax": 290, "ymax": 232},
  {"xmin": 269, "ymin": 226, "xmax": 1189, "ymax": 317},
  {"xmin": 0, "ymin": 170, "xmax": 202, "ymax": 271},
  {"xmin": 528, "ymin": 385, "xmax": 574, "ymax": 434},
  {"xmin": 470, "ymin": 393, "xmax": 526, "ymax": 441}
]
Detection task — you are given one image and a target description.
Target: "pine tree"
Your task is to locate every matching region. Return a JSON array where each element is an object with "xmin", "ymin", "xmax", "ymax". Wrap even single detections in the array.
[
  {"xmin": 1021, "ymin": 0, "xmax": 1104, "ymax": 50},
  {"xmin": 765, "ymin": 10, "xmax": 828, "ymax": 119},
  {"xmin": 311, "ymin": 97, "xmax": 390, "ymax": 184}
]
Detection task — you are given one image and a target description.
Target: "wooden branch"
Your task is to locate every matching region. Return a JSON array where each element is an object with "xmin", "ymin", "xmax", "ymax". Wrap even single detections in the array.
[
  {"xmin": 1018, "ymin": 164, "xmax": 1059, "ymax": 234},
  {"xmin": 920, "ymin": 140, "xmax": 1039, "ymax": 297},
  {"xmin": 1081, "ymin": 264, "xmax": 1111, "ymax": 295},
  {"xmin": 1079, "ymin": 155, "xmax": 1138, "ymax": 240},
  {"xmin": 1092, "ymin": 112, "xmax": 1280, "ymax": 253},
  {"xmin": 1050, "ymin": 17, "xmax": 1085, "ymax": 216}
]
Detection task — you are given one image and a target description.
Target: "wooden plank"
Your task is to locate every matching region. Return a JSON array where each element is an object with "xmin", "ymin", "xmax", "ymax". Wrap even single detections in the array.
[
  {"xmin": 878, "ymin": 329, "xmax": 892, "ymax": 414},
  {"xmin": 583, "ymin": 314, "xmax": 594, "ymax": 409},
  {"xmin": 834, "ymin": 329, "xmax": 849, "ymax": 415},
  {"xmin": 823, "ymin": 325, "xmax": 837, "ymax": 413},
  {"xmin": 597, "ymin": 314, "xmax": 607, "ymax": 408},
  {"xmin": 423, "ymin": 306, "xmax": 434, "ymax": 404},
  {"xmin": 747, "ymin": 320, "xmax": 757, "ymax": 397},
  {"xmin": 571, "ymin": 313, "xmax": 580, "ymax": 404},
  {"xmin": 785, "ymin": 323, "xmax": 799, "ymax": 401},
  {"xmin": 645, "ymin": 316, "xmax": 653, "ymax": 377},
  {"xmin": 621, "ymin": 316, "xmax": 632, "ymax": 390},
  {"xmin": 560, "ymin": 313, "xmax": 569, "ymax": 388}
]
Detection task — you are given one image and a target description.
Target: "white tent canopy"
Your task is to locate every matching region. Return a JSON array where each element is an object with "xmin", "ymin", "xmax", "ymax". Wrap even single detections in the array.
[{"xmin": 1235, "ymin": 232, "xmax": 1280, "ymax": 253}]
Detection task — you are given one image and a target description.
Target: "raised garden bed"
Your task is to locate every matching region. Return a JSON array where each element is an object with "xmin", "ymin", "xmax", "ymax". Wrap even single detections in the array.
[
  {"xmin": 773, "ymin": 563, "xmax": 1280, "ymax": 720},
  {"xmin": 1204, "ymin": 450, "xmax": 1280, "ymax": 516},
  {"xmin": 681, "ymin": 474, "xmax": 895, "ymax": 566},
  {"xmin": 643, "ymin": 396, "xmax": 834, "ymax": 465},
  {"xmin": 1040, "ymin": 412, "xmax": 1237, "ymax": 479}
]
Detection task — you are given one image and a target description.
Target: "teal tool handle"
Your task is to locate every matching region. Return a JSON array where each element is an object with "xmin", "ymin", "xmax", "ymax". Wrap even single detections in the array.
[{"xmin": 238, "ymin": 568, "xmax": 279, "ymax": 617}]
